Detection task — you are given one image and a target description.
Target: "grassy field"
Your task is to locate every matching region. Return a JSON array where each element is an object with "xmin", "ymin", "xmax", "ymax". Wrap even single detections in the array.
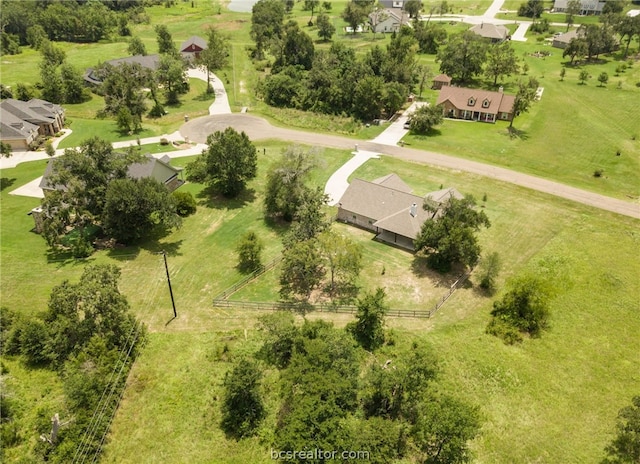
[{"xmin": 95, "ymin": 153, "xmax": 640, "ymax": 464}]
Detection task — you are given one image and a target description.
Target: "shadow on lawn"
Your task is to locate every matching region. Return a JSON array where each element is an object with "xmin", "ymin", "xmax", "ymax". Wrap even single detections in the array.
[
  {"xmin": 196, "ymin": 186, "xmax": 257, "ymax": 210},
  {"xmin": 505, "ymin": 127, "xmax": 529, "ymax": 140},
  {"xmin": 0, "ymin": 178, "xmax": 16, "ymax": 191},
  {"xmin": 410, "ymin": 255, "xmax": 469, "ymax": 289}
]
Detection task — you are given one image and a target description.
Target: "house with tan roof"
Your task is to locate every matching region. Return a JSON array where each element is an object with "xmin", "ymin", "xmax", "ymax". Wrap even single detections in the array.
[
  {"xmin": 436, "ymin": 86, "xmax": 515, "ymax": 123},
  {"xmin": 432, "ymin": 74, "xmax": 452, "ymax": 90},
  {"xmin": 469, "ymin": 23, "xmax": 509, "ymax": 42},
  {"xmin": 336, "ymin": 174, "xmax": 463, "ymax": 250},
  {"xmin": 552, "ymin": 28, "xmax": 583, "ymax": 49}
]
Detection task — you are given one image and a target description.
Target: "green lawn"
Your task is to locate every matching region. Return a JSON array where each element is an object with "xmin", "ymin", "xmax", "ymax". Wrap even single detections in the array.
[{"xmin": 98, "ymin": 153, "xmax": 640, "ymax": 464}]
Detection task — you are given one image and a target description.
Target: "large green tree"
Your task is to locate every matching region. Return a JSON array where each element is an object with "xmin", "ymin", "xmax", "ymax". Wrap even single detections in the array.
[
  {"xmin": 156, "ymin": 54, "xmax": 187, "ymax": 104},
  {"xmin": 186, "ymin": 128, "xmax": 257, "ymax": 197},
  {"xmin": 127, "ymin": 36, "xmax": 147, "ymax": 56},
  {"xmin": 235, "ymin": 231, "xmax": 264, "ymax": 273},
  {"xmin": 102, "ymin": 177, "xmax": 180, "ymax": 244},
  {"xmin": 510, "ymin": 77, "xmax": 538, "ymax": 128},
  {"xmin": 197, "ymin": 26, "xmax": 229, "ymax": 92},
  {"xmin": 602, "ymin": 396, "xmax": 640, "ymax": 463},
  {"xmin": 279, "ymin": 238, "xmax": 325, "ymax": 303},
  {"xmin": 484, "ymin": 41, "xmax": 519, "ymax": 86},
  {"xmin": 154, "ymin": 24, "xmax": 177, "ymax": 56},
  {"xmin": 220, "ymin": 358, "xmax": 265, "ymax": 438},
  {"xmin": 264, "ymin": 145, "xmax": 318, "ymax": 221},
  {"xmin": 437, "ymin": 31, "xmax": 487, "ymax": 83},
  {"xmin": 409, "ymin": 104, "xmax": 443, "ymax": 134},
  {"xmin": 318, "ymin": 230, "xmax": 363, "ymax": 300},
  {"xmin": 316, "ymin": 13, "xmax": 336, "ymax": 41},
  {"xmin": 415, "ymin": 194, "xmax": 490, "ymax": 271},
  {"xmin": 100, "ymin": 62, "xmax": 152, "ymax": 131},
  {"xmin": 274, "ymin": 21, "xmax": 315, "ymax": 71},
  {"xmin": 251, "ymin": 0, "xmax": 285, "ymax": 59},
  {"xmin": 342, "ymin": 0, "xmax": 374, "ymax": 34},
  {"xmin": 347, "ymin": 287, "xmax": 388, "ymax": 351}
]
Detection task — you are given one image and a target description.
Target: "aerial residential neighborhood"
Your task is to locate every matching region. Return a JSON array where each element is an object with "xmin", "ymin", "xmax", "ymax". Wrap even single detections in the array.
[{"xmin": 0, "ymin": 0, "xmax": 639, "ymax": 463}]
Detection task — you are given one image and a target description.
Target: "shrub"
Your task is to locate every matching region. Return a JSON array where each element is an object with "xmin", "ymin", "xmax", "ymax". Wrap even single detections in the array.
[
  {"xmin": 71, "ymin": 236, "xmax": 94, "ymax": 258},
  {"xmin": 593, "ymin": 169, "xmax": 604, "ymax": 177},
  {"xmin": 172, "ymin": 191, "xmax": 196, "ymax": 217},
  {"xmin": 486, "ymin": 318, "xmax": 523, "ymax": 345},
  {"xmin": 159, "ymin": 137, "xmax": 170, "ymax": 145}
]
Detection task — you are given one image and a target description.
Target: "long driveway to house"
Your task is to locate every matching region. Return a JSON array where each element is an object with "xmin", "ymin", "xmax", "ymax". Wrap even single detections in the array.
[{"xmin": 180, "ymin": 114, "xmax": 640, "ymax": 220}]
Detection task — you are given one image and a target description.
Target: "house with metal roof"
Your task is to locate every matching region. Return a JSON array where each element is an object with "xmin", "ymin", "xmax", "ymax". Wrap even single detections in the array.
[
  {"xmin": 336, "ymin": 174, "xmax": 463, "ymax": 250},
  {"xmin": 436, "ymin": 86, "xmax": 515, "ymax": 123}
]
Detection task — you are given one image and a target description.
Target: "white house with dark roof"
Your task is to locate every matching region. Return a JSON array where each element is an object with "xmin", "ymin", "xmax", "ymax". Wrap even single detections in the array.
[
  {"xmin": 337, "ymin": 174, "xmax": 463, "ymax": 250},
  {"xmin": 369, "ymin": 8, "xmax": 411, "ymax": 34}
]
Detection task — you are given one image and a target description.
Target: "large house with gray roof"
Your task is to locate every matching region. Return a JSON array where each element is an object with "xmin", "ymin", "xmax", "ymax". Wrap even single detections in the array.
[
  {"xmin": 553, "ymin": 0, "xmax": 605, "ymax": 15},
  {"xmin": 336, "ymin": 174, "xmax": 463, "ymax": 250},
  {"xmin": 0, "ymin": 98, "xmax": 65, "ymax": 150}
]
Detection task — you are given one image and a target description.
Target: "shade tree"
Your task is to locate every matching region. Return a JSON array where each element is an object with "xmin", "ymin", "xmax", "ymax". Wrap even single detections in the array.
[
  {"xmin": 251, "ymin": 0, "xmax": 285, "ymax": 59},
  {"xmin": 316, "ymin": 13, "xmax": 336, "ymax": 41},
  {"xmin": 437, "ymin": 31, "xmax": 487, "ymax": 83},
  {"xmin": 235, "ymin": 231, "xmax": 264, "ymax": 273},
  {"xmin": 185, "ymin": 128, "xmax": 257, "ymax": 198},
  {"xmin": 220, "ymin": 358, "xmax": 265, "ymax": 438},
  {"xmin": 409, "ymin": 104, "xmax": 444, "ymax": 134},
  {"xmin": 484, "ymin": 41, "xmax": 520, "ymax": 86},
  {"xmin": 197, "ymin": 26, "xmax": 229, "ymax": 92},
  {"xmin": 414, "ymin": 194, "xmax": 491, "ymax": 272},
  {"xmin": 602, "ymin": 396, "xmax": 640, "ymax": 463},
  {"xmin": 347, "ymin": 287, "xmax": 388, "ymax": 351},
  {"xmin": 510, "ymin": 77, "xmax": 538, "ymax": 128}
]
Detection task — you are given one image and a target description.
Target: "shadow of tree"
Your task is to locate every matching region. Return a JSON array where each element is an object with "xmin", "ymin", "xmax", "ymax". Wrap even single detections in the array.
[
  {"xmin": 196, "ymin": 186, "xmax": 257, "ymax": 210},
  {"xmin": 505, "ymin": 127, "xmax": 529, "ymax": 140},
  {"xmin": 410, "ymin": 255, "xmax": 466, "ymax": 288},
  {"xmin": 263, "ymin": 215, "xmax": 291, "ymax": 237},
  {"xmin": 0, "ymin": 178, "xmax": 16, "ymax": 191}
]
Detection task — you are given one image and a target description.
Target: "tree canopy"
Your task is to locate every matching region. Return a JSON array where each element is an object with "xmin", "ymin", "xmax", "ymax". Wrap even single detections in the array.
[
  {"xmin": 347, "ymin": 287, "xmax": 388, "ymax": 351},
  {"xmin": 414, "ymin": 194, "xmax": 491, "ymax": 271},
  {"xmin": 437, "ymin": 31, "xmax": 487, "ymax": 83},
  {"xmin": 186, "ymin": 128, "xmax": 257, "ymax": 197},
  {"xmin": 602, "ymin": 396, "xmax": 640, "ymax": 463}
]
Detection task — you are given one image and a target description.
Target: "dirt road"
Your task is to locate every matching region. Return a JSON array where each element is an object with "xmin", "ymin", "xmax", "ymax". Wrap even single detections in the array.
[{"xmin": 180, "ymin": 114, "xmax": 640, "ymax": 220}]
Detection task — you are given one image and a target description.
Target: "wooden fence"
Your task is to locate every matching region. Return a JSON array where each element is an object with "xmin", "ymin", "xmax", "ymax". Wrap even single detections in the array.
[{"xmin": 212, "ymin": 257, "xmax": 282, "ymax": 301}]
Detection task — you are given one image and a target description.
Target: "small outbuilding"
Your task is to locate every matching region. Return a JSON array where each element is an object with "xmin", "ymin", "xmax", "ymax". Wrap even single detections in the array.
[
  {"xmin": 432, "ymin": 74, "xmax": 452, "ymax": 90},
  {"xmin": 180, "ymin": 36, "xmax": 207, "ymax": 61}
]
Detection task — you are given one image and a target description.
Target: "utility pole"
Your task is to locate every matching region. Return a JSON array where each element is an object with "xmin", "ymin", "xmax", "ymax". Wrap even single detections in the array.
[{"xmin": 161, "ymin": 251, "xmax": 177, "ymax": 318}]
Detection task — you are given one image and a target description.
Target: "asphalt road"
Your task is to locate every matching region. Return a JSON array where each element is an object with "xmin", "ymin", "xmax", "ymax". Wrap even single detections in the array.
[{"xmin": 180, "ymin": 114, "xmax": 640, "ymax": 220}]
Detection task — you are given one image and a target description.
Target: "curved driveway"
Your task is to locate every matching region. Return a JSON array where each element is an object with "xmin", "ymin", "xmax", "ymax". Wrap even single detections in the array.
[{"xmin": 181, "ymin": 114, "xmax": 640, "ymax": 220}]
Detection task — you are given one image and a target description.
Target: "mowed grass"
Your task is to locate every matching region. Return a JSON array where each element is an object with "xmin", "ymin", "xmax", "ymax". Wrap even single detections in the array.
[{"xmin": 99, "ymin": 154, "xmax": 639, "ymax": 463}]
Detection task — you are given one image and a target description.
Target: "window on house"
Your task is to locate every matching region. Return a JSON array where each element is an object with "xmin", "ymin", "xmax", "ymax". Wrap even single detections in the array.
[
  {"xmin": 468, "ymin": 97, "xmax": 476, "ymax": 106},
  {"xmin": 482, "ymin": 99, "xmax": 490, "ymax": 108}
]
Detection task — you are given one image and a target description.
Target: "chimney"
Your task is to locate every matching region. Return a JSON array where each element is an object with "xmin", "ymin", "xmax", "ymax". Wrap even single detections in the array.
[
  {"xmin": 498, "ymin": 86, "xmax": 504, "ymax": 93},
  {"xmin": 410, "ymin": 203, "xmax": 417, "ymax": 217}
]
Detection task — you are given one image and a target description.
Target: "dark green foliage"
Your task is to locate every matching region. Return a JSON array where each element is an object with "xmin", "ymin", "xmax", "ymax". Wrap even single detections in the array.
[
  {"xmin": 437, "ymin": 31, "xmax": 487, "ymax": 83},
  {"xmin": 602, "ymin": 396, "xmax": 640, "ymax": 463},
  {"xmin": 275, "ymin": 21, "xmax": 315, "ymax": 71},
  {"xmin": 197, "ymin": 26, "xmax": 229, "ymax": 89},
  {"xmin": 101, "ymin": 62, "xmax": 152, "ymax": 130},
  {"xmin": 487, "ymin": 274, "xmax": 552, "ymax": 343},
  {"xmin": 251, "ymin": 0, "xmax": 285, "ymax": 60},
  {"xmin": 0, "ymin": 32, "xmax": 21, "ymax": 55},
  {"xmin": 529, "ymin": 17, "xmax": 550, "ymax": 33},
  {"xmin": 60, "ymin": 63, "xmax": 89, "ymax": 104},
  {"xmin": 415, "ymin": 195, "xmax": 490, "ymax": 272},
  {"xmin": 598, "ymin": 72, "xmax": 609, "ymax": 87},
  {"xmin": 264, "ymin": 145, "xmax": 318, "ymax": 221},
  {"xmin": 102, "ymin": 177, "xmax": 180, "ymax": 244},
  {"xmin": 172, "ymin": 191, "xmax": 196, "ymax": 216},
  {"xmin": 354, "ymin": 75, "xmax": 385, "ymax": 120},
  {"xmin": 518, "ymin": 0, "xmax": 543, "ymax": 18},
  {"xmin": 235, "ymin": 231, "xmax": 264, "ymax": 273},
  {"xmin": 156, "ymin": 54, "xmax": 187, "ymax": 104},
  {"xmin": 478, "ymin": 251, "xmax": 502, "ymax": 293},
  {"xmin": 342, "ymin": 0, "xmax": 374, "ymax": 34},
  {"xmin": 349, "ymin": 416, "xmax": 406, "ymax": 463},
  {"xmin": 257, "ymin": 312, "xmax": 298, "ymax": 368},
  {"xmin": 45, "ymin": 264, "xmax": 141, "ymax": 366},
  {"xmin": 414, "ymin": 22, "xmax": 447, "ymax": 54},
  {"xmin": 347, "ymin": 288, "xmax": 388, "ymax": 351},
  {"xmin": 410, "ymin": 104, "xmax": 444, "ymax": 134},
  {"xmin": 263, "ymin": 70, "xmax": 303, "ymax": 108},
  {"xmin": 279, "ymin": 238, "xmax": 325, "ymax": 302},
  {"xmin": 19, "ymin": 318, "xmax": 50, "ymax": 365},
  {"xmin": 0, "ymin": 84, "xmax": 13, "ymax": 100},
  {"xmin": 318, "ymin": 230, "xmax": 363, "ymax": 302},
  {"xmin": 26, "ymin": 24, "xmax": 47, "ymax": 50},
  {"xmin": 274, "ymin": 325, "xmax": 360, "ymax": 455},
  {"xmin": 127, "ymin": 36, "xmax": 147, "ymax": 56},
  {"xmin": 220, "ymin": 358, "xmax": 265, "ymax": 438},
  {"xmin": 484, "ymin": 41, "xmax": 520, "ymax": 85},
  {"xmin": 185, "ymin": 128, "xmax": 257, "ymax": 197},
  {"xmin": 316, "ymin": 13, "xmax": 335, "ymax": 41},
  {"xmin": 282, "ymin": 186, "xmax": 330, "ymax": 247},
  {"xmin": 154, "ymin": 24, "xmax": 177, "ymax": 56},
  {"xmin": 411, "ymin": 394, "xmax": 482, "ymax": 464},
  {"xmin": 0, "ymin": 141, "xmax": 12, "ymax": 158}
]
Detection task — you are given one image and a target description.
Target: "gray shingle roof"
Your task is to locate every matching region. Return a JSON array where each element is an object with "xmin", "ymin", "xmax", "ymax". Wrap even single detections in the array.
[
  {"xmin": 469, "ymin": 23, "xmax": 509, "ymax": 40},
  {"xmin": 0, "ymin": 108, "xmax": 39, "ymax": 140}
]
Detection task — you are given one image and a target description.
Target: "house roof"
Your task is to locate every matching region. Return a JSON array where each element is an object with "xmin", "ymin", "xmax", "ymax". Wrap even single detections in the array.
[
  {"xmin": 554, "ymin": 0, "xmax": 605, "ymax": 12},
  {"xmin": 180, "ymin": 36, "xmax": 207, "ymax": 52},
  {"xmin": 553, "ymin": 28, "xmax": 582, "ymax": 45},
  {"xmin": 369, "ymin": 8, "xmax": 411, "ymax": 27},
  {"xmin": 338, "ymin": 175, "xmax": 463, "ymax": 240},
  {"xmin": 84, "ymin": 54, "xmax": 161, "ymax": 84},
  {"xmin": 0, "ymin": 98, "xmax": 63, "ymax": 126},
  {"xmin": 436, "ymin": 86, "xmax": 515, "ymax": 116},
  {"xmin": 433, "ymin": 74, "xmax": 452, "ymax": 83},
  {"xmin": 40, "ymin": 155, "xmax": 181, "ymax": 191},
  {"xmin": 0, "ymin": 108, "xmax": 39, "ymax": 140},
  {"xmin": 372, "ymin": 173, "xmax": 413, "ymax": 193},
  {"xmin": 469, "ymin": 23, "xmax": 509, "ymax": 40}
]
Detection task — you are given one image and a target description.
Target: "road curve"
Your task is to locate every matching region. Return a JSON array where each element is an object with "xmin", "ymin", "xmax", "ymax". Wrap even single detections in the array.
[{"xmin": 180, "ymin": 114, "xmax": 640, "ymax": 220}]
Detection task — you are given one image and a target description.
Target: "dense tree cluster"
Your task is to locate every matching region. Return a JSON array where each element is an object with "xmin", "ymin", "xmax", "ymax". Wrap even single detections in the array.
[
  {"xmin": 1, "ymin": 265, "xmax": 145, "ymax": 462},
  {"xmin": 246, "ymin": 315, "xmax": 483, "ymax": 464},
  {"xmin": 41, "ymin": 137, "xmax": 180, "ymax": 251},
  {"xmin": 0, "ymin": 0, "xmax": 141, "ymax": 49},
  {"xmin": 602, "ymin": 396, "xmax": 640, "ymax": 463}
]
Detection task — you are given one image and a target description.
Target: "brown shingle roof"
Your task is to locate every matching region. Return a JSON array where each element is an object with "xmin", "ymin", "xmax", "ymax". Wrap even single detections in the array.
[
  {"xmin": 437, "ymin": 86, "xmax": 515, "ymax": 116},
  {"xmin": 180, "ymin": 36, "xmax": 207, "ymax": 52},
  {"xmin": 433, "ymin": 74, "xmax": 452, "ymax": 83}
]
